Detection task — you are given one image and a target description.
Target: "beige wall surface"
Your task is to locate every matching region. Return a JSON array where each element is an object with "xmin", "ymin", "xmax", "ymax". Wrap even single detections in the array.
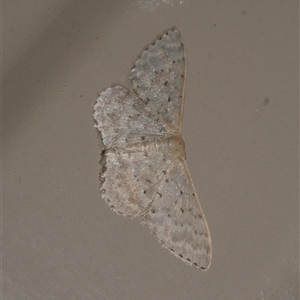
[{"xmin": 3, "ymin": 1, "xmax": 299, "ymax": 299}]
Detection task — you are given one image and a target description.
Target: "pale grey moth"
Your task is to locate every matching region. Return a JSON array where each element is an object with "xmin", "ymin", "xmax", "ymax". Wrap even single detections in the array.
[{"xmin": 93, "ymin": 27, "xmax": 212, "ymax": 270}]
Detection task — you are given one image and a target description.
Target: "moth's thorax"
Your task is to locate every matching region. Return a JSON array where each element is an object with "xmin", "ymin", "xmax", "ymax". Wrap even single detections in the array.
[
  {"xmin": 155, "ymin": 135, "xmax": 186, "ymax": 158},
  {"xmin": 109, "ymin": 135, "xmax": 186, "ymax": 158}
]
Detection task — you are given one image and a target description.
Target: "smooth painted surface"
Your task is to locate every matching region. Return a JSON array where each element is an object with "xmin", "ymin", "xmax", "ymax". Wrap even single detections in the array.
[{"xmin": 3, "ymin": 1, "xmax": 298, "ymax": 299}]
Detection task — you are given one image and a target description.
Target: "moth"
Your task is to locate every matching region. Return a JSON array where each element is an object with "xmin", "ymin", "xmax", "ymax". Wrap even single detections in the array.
[{"xmin": 93, "ymin": 27, "xmax": 212, "ymax": 270}]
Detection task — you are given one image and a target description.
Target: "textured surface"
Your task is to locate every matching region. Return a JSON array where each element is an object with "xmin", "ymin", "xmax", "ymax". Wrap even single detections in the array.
[
  {"xmin": 129, "ymin": 27, "xmax": 186, "ymax": 130},
  {"xmin": 93, "ymin": 27, "xmax": 212, "ymax": 269}
]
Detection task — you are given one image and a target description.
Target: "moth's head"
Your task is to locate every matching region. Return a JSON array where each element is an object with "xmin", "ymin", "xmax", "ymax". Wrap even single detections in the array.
[{"xmin": 168, "ymin": 135, "xmax": 186, "ymax": 159}]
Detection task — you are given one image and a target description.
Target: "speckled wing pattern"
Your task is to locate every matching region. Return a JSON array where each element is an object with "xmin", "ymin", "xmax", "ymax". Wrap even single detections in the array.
[
  {"xmin": 93, "ymin": 27, "xmax": 212, "ymax": 270},
  {"xmin": 142, "ymin": 158, "xmax": 211, "ymax": 269},
  {"xmin": 130, "ymin": 27, "xmax": 186, "ymax": 131}
]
